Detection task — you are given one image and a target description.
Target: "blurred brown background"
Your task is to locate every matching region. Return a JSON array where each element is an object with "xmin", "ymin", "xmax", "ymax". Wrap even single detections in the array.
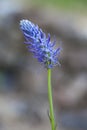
[{"xmin": 0, "ymin": 0, "xmax": 87, "ymax": 130}]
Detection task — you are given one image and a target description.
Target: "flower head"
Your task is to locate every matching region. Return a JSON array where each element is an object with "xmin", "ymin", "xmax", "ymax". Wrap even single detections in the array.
[{"xmin": 20, "ymin": 19, "xmax": 61, "ymax": 69}]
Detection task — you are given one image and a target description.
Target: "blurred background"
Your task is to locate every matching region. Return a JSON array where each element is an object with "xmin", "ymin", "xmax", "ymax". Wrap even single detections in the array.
[{"xmin": 0, "ymin": 0, "xmax": 87, "ymax": 130}]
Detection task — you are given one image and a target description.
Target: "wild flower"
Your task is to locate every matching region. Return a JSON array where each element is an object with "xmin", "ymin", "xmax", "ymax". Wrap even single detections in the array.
[{"xmin": 20, "ymin": 20, "xmax": 61, "ymax": 69}]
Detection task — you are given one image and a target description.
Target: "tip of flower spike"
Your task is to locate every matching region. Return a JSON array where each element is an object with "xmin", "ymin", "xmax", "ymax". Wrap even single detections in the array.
[
  {"xmin": 20, "ymin": 19, "xmax": 27, "ymax": 27},
  {"xmin": 20, "ymin": 19, "xmax": 34, "ymax": 31},
  {"xmin": 20, "ymin": 19, "xmax": 29, "ymax": 25}
]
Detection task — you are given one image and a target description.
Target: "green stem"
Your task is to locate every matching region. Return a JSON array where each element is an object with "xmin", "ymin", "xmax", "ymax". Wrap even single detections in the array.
[{"xmin": 47, "ymin": 68, "xmax": 56, "ymax": 130}]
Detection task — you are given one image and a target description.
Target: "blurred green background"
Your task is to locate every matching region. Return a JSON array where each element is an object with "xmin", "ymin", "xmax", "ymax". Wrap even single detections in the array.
[{"xmin": 32, "ymin": 0, "xmax": 87, "ymax": 11}]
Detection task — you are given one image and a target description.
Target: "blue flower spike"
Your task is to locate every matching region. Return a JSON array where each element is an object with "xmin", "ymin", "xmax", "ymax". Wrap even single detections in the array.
[{"xmin": 20, "ymin": 19, "xmax": 61, "ymax": 69}]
